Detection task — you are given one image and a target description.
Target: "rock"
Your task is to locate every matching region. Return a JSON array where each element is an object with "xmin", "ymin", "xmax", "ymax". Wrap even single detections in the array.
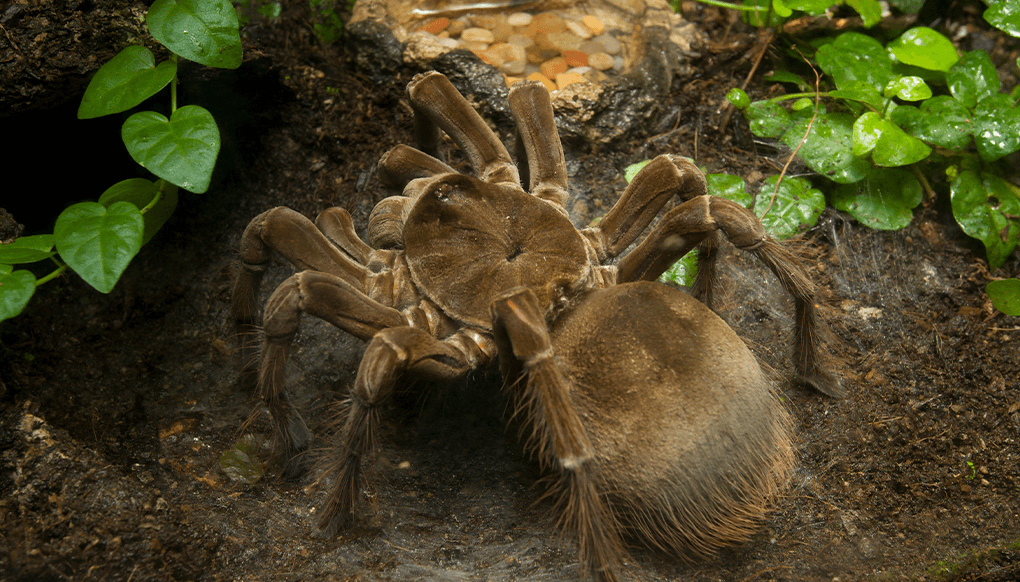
[
  {"xmin": 588, "ymin": 52, "xmax": 615, "ymax": 70},
  {"xmin": 461, "ymin": 27, "xmax": 495, "ymax": 44},
  {"xmin": 508, "ymin": 12, "xmax": 533, "ymax": 27},
  {"xmin": 527, "ymin": 72, "xmax": 557, "ymax": 92}
]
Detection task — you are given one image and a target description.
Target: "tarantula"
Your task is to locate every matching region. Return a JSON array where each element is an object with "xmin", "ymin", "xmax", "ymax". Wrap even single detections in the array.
[{"xmin": 230, "ymin": 71, "xmax": 841, "ymax": 582}]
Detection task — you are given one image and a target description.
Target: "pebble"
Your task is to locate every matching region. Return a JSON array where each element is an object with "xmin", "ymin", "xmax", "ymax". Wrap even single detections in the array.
[{"xmin": 413, "ymin": 10, "xmax": 625, "ymax": 92}]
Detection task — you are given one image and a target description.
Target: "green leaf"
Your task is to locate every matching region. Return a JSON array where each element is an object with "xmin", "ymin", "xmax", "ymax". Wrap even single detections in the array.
[
  {"xmin": 986, "ymin": 279, "xmax": 1020, "ymax": 316},
  {"xmin": 816, "ymin": 32, "xmax": 893, "ymax": 91},
  {"xmin": 871, "ymin": 121, "xmax": 932, "ymax": 167},
  {"xmin": 624, "ymin": 160, "xmax": 651, "ymax": 183},
  {"xmin": 972, "ymin": 93, "xmax": 1020, "ymax": 162},
  {"xmin": 948, "ymin": 51, "xmax": 1002, "ymax": 109},
  {"xmin": 831, "ymin": 167, "xmax": 923, "ymax": 230},
  {"xmin": 887, "ymin": 0, "xmax": 924, "ymax": 13},
  {"xmin": 852, "ymin": 111, "xmax": 884, "ymax": 157},
  {"xmin": 786, "ymin": 0, "xmax": 837, "ymax": 14},
  {"xmin": 54, "ymin": 201, "xmax": 144, "ymax": 293},
  {"xmin": 891, "ymin": 96, "xmax": 973, "ymax": 150},
  {"xmin": 77, "ymin": 46, "xmax": 178, "ymax": 120},
  {"xmin": 98, "ymin": 179, "xmax": 180, "ymax": 244},
  {"xmin": 0, "ymin": 270, "xmax": 36, "ymax": 323},
  {"xmin": 147, "ymin": 0, "xmax": 242, "ymax": 69},
  {"xmin": 781, "ymin": 111, "xmax": 869, "ymax": 184},
  {"xmin": 830, "ymin": 81, "xmax": 885, "ymax": 110},
  {"xmin": 846, "ymin": 0, "xmax": 883, "ymax": 27},
  {"xmin": 727, "ymin": 87, "xmax": 751, "ymax": 110},
  {"xmin": 951, "ymin": 168, "xmax": 1020, "ymax": 270},
  {"xmin": 707, "ymin": 173, "xmax": 752, "ymax": 208},
  {"xmin": 659, "ymin": 252, "xmax": 698, "ymax": 287},
  {"xmin": 884, "ymin": 76, "xmax": 932, "ymax": 101},
  {"xmin": 220, "ymin": 434, "xmax": 266, "ymax": 484},
  {"xmin": 745, "ymin": 100, "xmax": 792, "ymax": 138},
  {"xmin": 887, "ymin": 27, "xmax": 959, "ymax": 72},
  {"xmin": 984, "ymin": 1, "xmax": 1020, "ymax": 39},
  {"xmin": 0, "ymin": 234, "xmax": 55, "ymax": 265},
  {"xmin": 763, "ymin": 70, "xmax": 809, "ymax": 90},
  {"xmin": 122, "ymin": 105, "xmax": 221, "ymax": 193},
  {"xmin": 754, "ymin": 176, "xmax": 825, "ymax": 238}
]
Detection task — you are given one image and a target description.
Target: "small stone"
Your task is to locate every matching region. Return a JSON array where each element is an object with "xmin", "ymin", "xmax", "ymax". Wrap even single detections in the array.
[
  {"xmin": 595, "ymin": 33, "xmax": 621, "ymax": 55},
  {"xmin": 531, "ymin": 12, "xmax": 566, "ymax": 34},
  {"xmin": 526, "ymin": 43, "xmax": 559, "ymax": 64},
  {"xmin": 496, "ymin": 43, "xmax": 526, "ymax": 64},
  {"xmin": 474, "ymin": 48, "xmax": 504, "ymax": 68},
  {"xmin": 437, "ymin": 37, "xmax": 459, "ymax": 49},
  {"xmin": 567, "ymin": 66, "xmax": 592, "ymax": 75},
  {"xmin": 492, "ymin": 22, "xmax": 513, "ymax": 43},
  {"xmin": 562, "ymin": 50, "xmax": 588, "ymax": 67},
  {"xmin": 583, "ymin": 15, "xmax": 605, "ymax": 35},
  {"xmin": 583, "ymin": 69, "xmax": 608, "ymax": 82},
  {"xmin": 500, "ymin": 59, "xmax": 526, "ymax": 75},
  {"xmin": 540, "ymin": 57, "xmax": 568, "ymax": 79},
  {"xmin": 588, "ymin": 52, "xmax": 614, "ymax": 71},
  {"xmin": 526, "ymin": 72, "xmax": 556, "ymax": 92},
  {"xmin": 507, "ymin": 33, "xmax": 534, "ymax": 48},
  {"xmin": 447, "ymin": 18, "xmax": 469, "ymax": 36},
  {"xmin": 419, "ymin": 17, "xmax": 450, "ymax": 35},
  {"xmin": 579, "ymin": 39, "xmax": 605, "ymax": 55},
  {"xmin": 548, "ymin": 31, "xmax": 582, "ymax": 52},
  {"xmin": 461, "ymin": 40, "xmax": 489, "ymax": 52},
  {"xmin": 555, "ymin": 71, "xmax": 585, "ymax": 90},
  {"xmin": 462, "ymin": 27, "xmax": 495, "ymax": 44},
  {"xmin": 505, "ymin": 75, "xmax": 523, "ymax": 88},
  {"xmin": 565, "ymin": 20, "xmax": 594, "ymax": 40},
  {"xmin": 469, "ymin": 14, "xmax": 505, "ymax": 30},
  {"xmin": 507, "ymin": 12, "xmax": 532, "ymax": 27}
]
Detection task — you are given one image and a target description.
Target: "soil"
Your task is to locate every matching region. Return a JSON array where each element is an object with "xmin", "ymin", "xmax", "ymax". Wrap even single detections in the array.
[{"xmin": 2, "ymin": 1, "xmax": 1019, "ymax": 582}]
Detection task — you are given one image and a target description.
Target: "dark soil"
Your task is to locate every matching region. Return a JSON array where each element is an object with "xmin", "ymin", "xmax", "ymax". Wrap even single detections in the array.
[{"xmin": 2, "ymin": 1, "xmax": 1019, "ymax": 582}]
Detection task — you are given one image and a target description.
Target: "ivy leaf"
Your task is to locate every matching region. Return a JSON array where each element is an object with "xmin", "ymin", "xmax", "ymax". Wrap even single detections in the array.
[
  {"xmin": 984, "ymin": 1, "xmax": 1020, "ymax": 39},
  {"xmin": 0, "ymin": 234, "xmax": 55, "ymax": 265},
  {"xmin": 745, "ymin": 100, "xmax": 792, "ymax": 138},
  {"xmin": 77, "ymin": 46, "xmax": 177, "ymax": 120},
  {"xmin": 147, "ymin": 0, "xmax": 242, "ymax": 69},
  {"xmin": 891, "ymin": 96, "xmax": 973, "ymax": 150},
  {"xmin": 972, "ymin": 93, "xmax": 1020, "ymax": 162},
  {"xmin": 887, "ymin": 27, "xmax": 959, "ymax": 72},
  {"xmin": 951, "ymin": 168, "xmax": 1020, "ymax": 270},
  {"xmin": 122, "ymin": 105, "xmax": 221, "ymax": 193},
  {"xmin": 0, "ymin": 270, "xmax": 36, "ymax": 323},
  {"xmin": 54, "ymin": 201, "xmax": 144, "ymax": 294},
  {"xmin": 831, "ymin": 167, "xmax": 922, "ymax": 230},
  {"xmin": 816, "ymin": 32, "xmax": 893, "ymax": 91},
  {"xmin": 986, "ymin": 279, "xmax": 1020, "ymax": 316},
  {"xmin": 98, "ymin": 179, "xmax": 180, "ymax": 244},
  {"xmin": 781, "ymin": 111, "xmax": 869, "ymax": 183},
  {"xmin": 948, "ymin": 51, "xmax": 1002, "ymax": 109},
  {"xmin": 754, "ymin": 176, "xmax": 825, "ymax": 238}
]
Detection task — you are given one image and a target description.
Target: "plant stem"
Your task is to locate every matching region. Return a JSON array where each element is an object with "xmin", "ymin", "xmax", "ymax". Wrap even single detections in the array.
[
  {"xmin": 140, "ymin": 180, "xmax": 167, "ymax": 215},
  {"xmin": 694, "ymin": 0, "xmax": 767, "ymax": 12},
  {"xmin": 35, "ymin": 264, "xmax": 68, "ymax": 286},
  {"xmin": 171, "ymin": 54, "xmax": 178, "ymax": 114}
]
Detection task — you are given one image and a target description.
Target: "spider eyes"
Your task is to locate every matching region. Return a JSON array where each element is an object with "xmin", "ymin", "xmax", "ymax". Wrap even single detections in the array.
[{"xmin": 434, "ymin": 184, "xmax": 452, "ymax": 200}]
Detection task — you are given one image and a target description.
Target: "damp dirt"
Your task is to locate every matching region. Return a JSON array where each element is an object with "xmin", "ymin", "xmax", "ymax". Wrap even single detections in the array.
[{"xmin": 1, "ymin": 1, "xmax": 1019, "ymax": 582}]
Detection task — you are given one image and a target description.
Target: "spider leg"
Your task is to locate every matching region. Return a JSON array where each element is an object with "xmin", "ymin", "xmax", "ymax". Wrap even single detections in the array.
[
  {"xmin": 377, "ymin": 144, "xmax": 456, "ymax": 187},
  {"xmin": 490, "ymin": 287, "xmax": 624, "ymax": 582},
  {"xmin": 407, "ymin": 71, "xmax": 520, "ymax": 186},
  {"xmin": 317, "ymin": 326, "xmax": 494, "ymax": 535},
  {"xmin": 507, "ymin": 80, "xmax": 569, "ymax": 207},
  {"xmin": 314, "ymin": 207, "xmax": 373, "ymax": 264},
  {"xmin": 585, "ymin": 154, "xmax": 707, "ymax": 261},
  {"xmin": 258, "ymin": 270, "xmax": 408, "ymax": 476},
  {"xmin": 619, "ymin": 196, "xmax": 844, "ymax": 398}
]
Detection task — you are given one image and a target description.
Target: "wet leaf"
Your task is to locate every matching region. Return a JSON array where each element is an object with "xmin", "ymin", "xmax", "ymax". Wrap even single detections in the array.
[
  {"xmin": 884, "ymin": 76, "xmax": 931, "ymax": 101},
  {"xmin": 816, "ymin": 32, "xmax": 893, "ymax": 91},
  {"xmin": 0, "ymin": 270, "xmax": 36, "ymax": 323},
  {"xmin": 660, "ymin": 252, "xmax": 698, "ymax": 287},
  {"xmin": 623, "ymin": 160, "xmax": 651, "ymax": 183},
  {"xmin": 707, "ymin": 173, "xmax": 752, "ymax": 208},
  {"xmin": 122, "ymin": 105, "xmax": 221, "ymax": 193},
  {"xmin": 763, "ymin": 70, "xmax": 810, "ymax": 90},
  {"xmin": 55, "ymin": 202, "xmax": 144, "ymax": 293},
  {"xmin": 830, "ymin": 81, "xmax": 885, "ymax": 110},
  {"xmin": 782, "ymin": 112, "xmax": 869, "ymax": 183},
  {"xmin": 77, "ymin": 46, "xmax": 177, "ymax": 119},
  {"xmin": 745, "ymin": 100, "xmax": 791, "ymax": 138},
  {"xmin": 0, "ymin": 234, "xmax": 55, "ymax": 265},
  {"xmin": 831, "ymin": 167, "xmax": 923, "ymax": 230},
  {"xmin": 984, "ymin": 1, "xmax": 1020, "ymax": 39},
  {"xmin": 219, "ymin": 434, "xmax": 266, "ymax": 484},
  {"xmin": 871, "ymin": 121, "xmax": 932, "ymax": 167},
  {"xmin": 948, "ymin": 51, "xmax": 1001, "ymax": 109},
  {"xmin": 852, "ymin": 112, "xmax": 884, "ymax": 157},
  {"xmin": 727, "ymin": 88, "xmax": 751, "ymax": 110},
  {"xmin": 986, "ymin": 279, "xmax": 1020, "ymax": 316},
  {"xmin": 147, "ymin": 0, "xmax": 242, "ymax": 69},
  {"xmin": 971, "ymin": 93, "xmax": 1020, "ymax": 162},
  {"xmin": 755, "ymin": 176, "xmax": 825, "ymax": 238},
  {"xmin": 891, "ymin": 96, "xmax": 973, "ymax": 150},
  {"xmin": 786, "ymin": 0, "xmax": 833, "ymax": 12},
  {"xmin": 99, "ymin": 179, "xmax": 180, "ymax": 244},
  {"xmin": 845, "ymin": 0, "xmax": 882, "ymax": 27},
  {"xmin": 887, "ymin": 27, "xmax": 958, "ymax": 72},
  {"xmin": 951, "ymin": 168, "xmax": 1020, "ymax": 270}
]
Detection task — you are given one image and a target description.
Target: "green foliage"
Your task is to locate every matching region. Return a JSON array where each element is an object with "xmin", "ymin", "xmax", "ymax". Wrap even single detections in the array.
[
  {"xmin": 310, "ymin": 0, "xmax": 352, "ymax": 45},
  {"xmin": 730, "ymin": 26, "xmax": 1020, "ymax": 270},
  {"xmin": 219, "ymin": 434, "xmax": 267, "ymax": 484},
  {"xmin": 0, "ymin": 0, "xmax": 241, "ymax": 323},
  {"xmin": 986, "ymin": 279, "xmax": 1020, "ymax": 316}
]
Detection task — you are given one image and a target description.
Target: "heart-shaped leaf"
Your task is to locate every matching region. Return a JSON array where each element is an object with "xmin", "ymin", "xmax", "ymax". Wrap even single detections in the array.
[
  {"xmin": 984, "ymin": 1, "xmax": 1020, "ymax": 39},
  {"xmin": 891, "ymin": 96, "xmax": 973, "ymax": 150},
  {"xmin": 816, "ymin": 32, "xmax": 893, "ymax": 92},
  {"xmin": 831, "ymin": 167, "xmax": 922, "ymax": 230},
  {"xmin": 884, "ymin": 76, "xmax": 932, "ymax": 101},
  {"xmin": 0, "ymin": 270, "xmax": 36, "ymax": 323},
  {"xmin": 746, "ymin": 100, "xmax": 792, "ymax": 138},
  {"xmin": 887, "ymin": 27, "xmax": 959, "ymax": 72},
  {"xmin": 872, "ymin": 121, "xmax": 932, "ymax": 167},
  {"xmin": 707, "ymin": 173, "xmax": 753, "ymax": 208},
  {"xmin": 77, "ymin": 46, "xmax": 177, "ymax": 119},
  {"xmin": 782, "ymin": 112, "xmax": 869, "ymax": 183},
  {"xmin": 99, "ymin": 178, "xmax": 180, "ymax": 244},
  {"xmin": 951, "ymin": 168, "xmax": 1020, "ymax": 270},
  {"xmin": 755, "ymin": 176, "xmax": 825, "ymax": 238},
  {"xmin": 852, "ymin": 111, "xmax": 885, "ymax": 156},
  {"xmin": 0, "ymin": 234, "xmax": 55, "ymax": 265},
  {"xmin": 147, "ymin": 0, "xmax": 242, "ymax": 69},
  {"xmin": 986, "ymin": 279, "xmax": 1020, "ymax": 316},
  {"xmin": 55, "ymin": 201, "xmax": 144, "ymax": 293},
  {"xmin": 972, "ymin": 93, "xmax": 1020, "ymax": 162},
  {"xmin": 845, "ymin": 0, "xmax": 882, "ymax": 27},
  {"xmin": 122, "ymin": 105, "xmax": 220, "ymax": 193},
  {"xmin": 948, "ymin": 51, "xmax": 1002, "ymax": 109}
]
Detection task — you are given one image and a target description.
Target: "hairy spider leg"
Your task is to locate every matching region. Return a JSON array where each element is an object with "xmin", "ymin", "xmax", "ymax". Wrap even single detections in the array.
[
  {"xmin": 490, "ymin": 287, "xmax": 624, "ymax": 582},
  {"xmin": 507, "ymin": 80, "xmax": 569, "ymax": 208},
  {"xmin": 407, "ymin": 71, "xmax": 520, "ymax": 186},
  {"xmin": 316, "ymin": 326, "xmax": 495, "ymax": 535}
]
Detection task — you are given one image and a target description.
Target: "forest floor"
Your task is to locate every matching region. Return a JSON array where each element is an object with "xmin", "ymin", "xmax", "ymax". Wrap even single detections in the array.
[{"xmin": 1, "ymin": 1, "xmax": 1019, "ymax": 581}]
